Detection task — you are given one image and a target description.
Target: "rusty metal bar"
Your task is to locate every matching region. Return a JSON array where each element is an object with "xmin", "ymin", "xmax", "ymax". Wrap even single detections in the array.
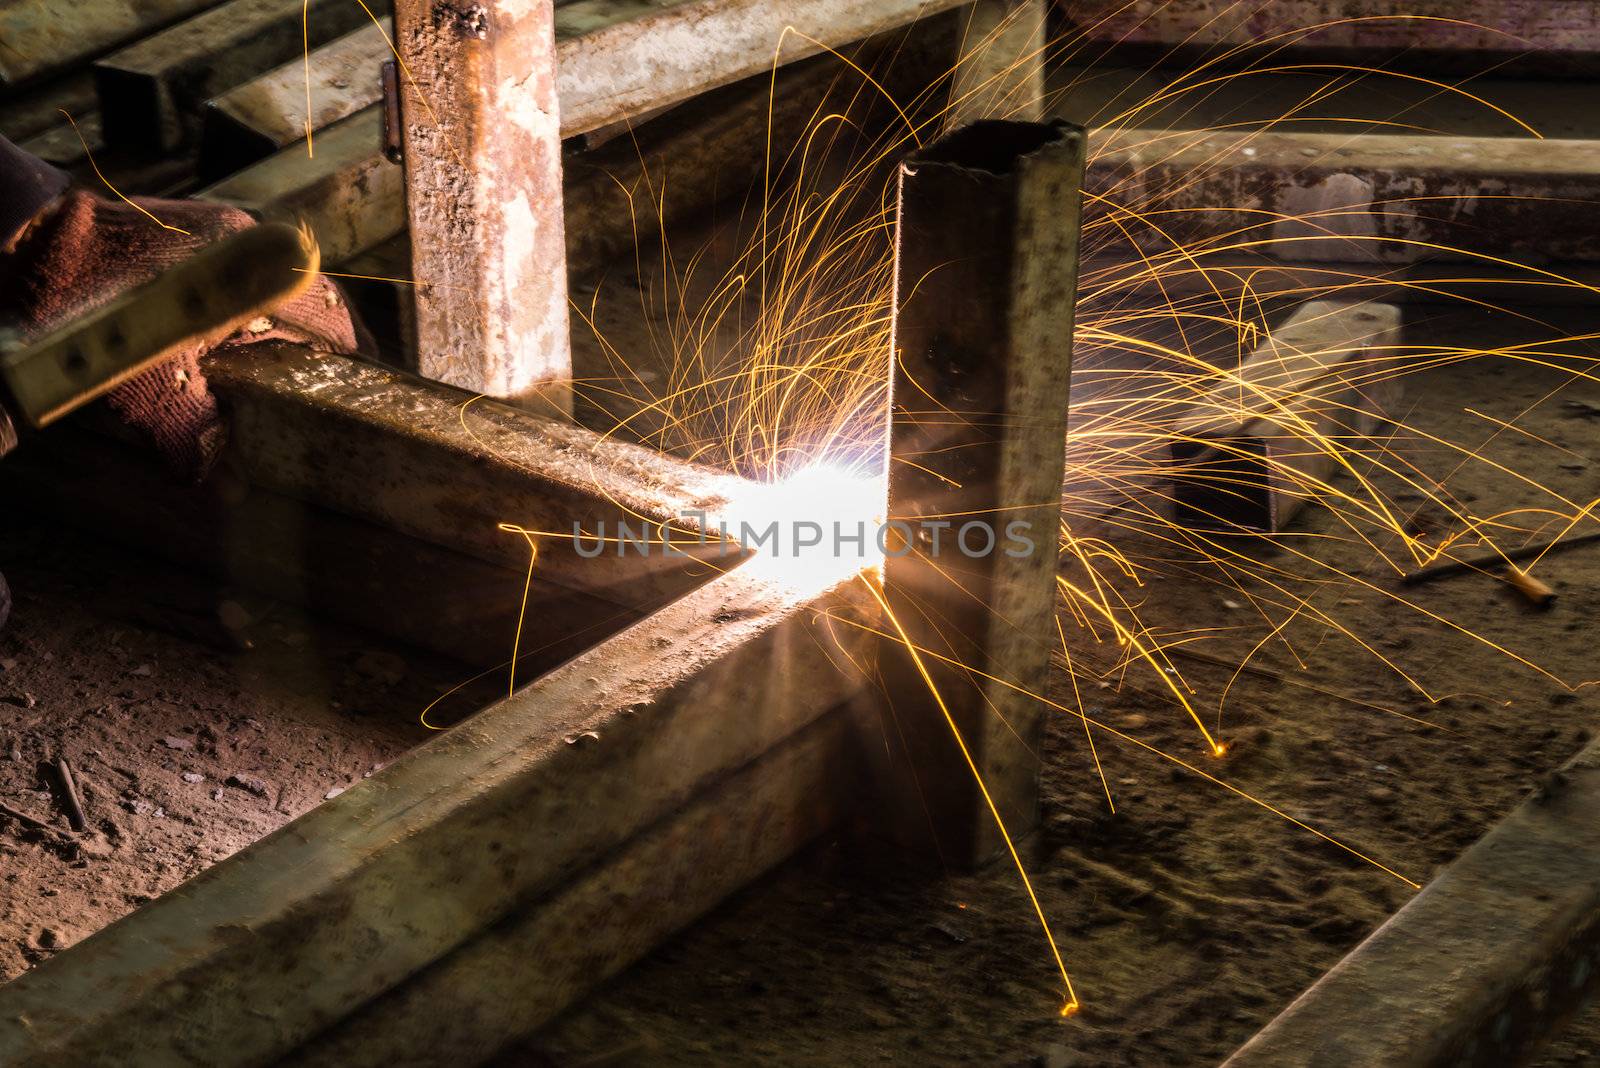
[
  {"xmin": 198, "ymin": 18, "xmax": 392, "ymax": 181},
  {"xmin": 1089, "ymin": 127, "xmax": 1600, "ymax": 264},
  {"xmin": 1223, "ymin": 734, "xmax": 1600, "ymax": 1067},
  {"xmin": 1170, "ymin": 300, "xmax": 1402, "ymax": 533},
  {"xmin": 0, "ymin": 563, "xmax": 877, "ymax": 1066},
  {"xmin": 394, "ymin": 0, "xmax": 572, "ymax": 409},
  {"xmin": 4, "ymin": 329, "xmax": 752, "ymax": 668},
  {"xmin": 945, "ymin": 0, "xmax": 1047, "ymax": 130},
  {"xmin": 92, "ymin": 0, "xmax": 368, "ymax": 150},
  {"xmin": 198, "ymin": 108, "xmax": 401, "ymax": 265},
  {"xmin": 205, "ymin": 116, "xmax": 1600, "ymax": 295},
  {"xmin": 384, "ymin": 0, "xmax": 967, "ymax": 407},
  {"xmin": 876, "ymin": 119, "xmax": 1084, "ymax": 865},
  {"xmin": 1, "ymin": 425, "xmax": 647, "ymax": 669},
  {"xmin": 1063, "ymin": 0, "xmax": 1600, "ymax": 76},
  {"xmin": 197, "ymin": 16, "xmax": 952, "ymax": 269},
  {"xmin": 0, "ymin": 0, "xmax": 217, "ymax": 87},
  {"xmin": 202, "ymin": 343, "xmax": 748, "ymax": 606},
  {"xmin": 554, "ymin": 0, "xmax": 970, "ymax": 136},
  {"xmin": 290, "ymin": 707, "xmax": 861, "ymax": 1064},
  {"xmin": 197, "ymin": 0, "xmax": 964, "ymax": 177}
]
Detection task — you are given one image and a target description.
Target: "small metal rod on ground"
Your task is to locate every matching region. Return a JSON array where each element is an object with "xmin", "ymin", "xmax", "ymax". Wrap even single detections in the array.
[
  {"xmin": 52, "ymin": 758, "xmax": 87, "ymax": 833},
  {"xmin": 394, "ymin": 0, "xmax": 573, "ymax": 412},
  {"xmin": 1401, "ymin": 529, "xmax": 1600, "ymax": 585},
  {"xmin": 0, "ymin": 800, "xmax": 69, "ymax": 840},
  {"xmin": 1503, "ymin": 566, "xmax": 1557, "ymax": 608},
  {"xmin": 875, "ymin": 118, "xmax": 1085, "ymax": 866}
]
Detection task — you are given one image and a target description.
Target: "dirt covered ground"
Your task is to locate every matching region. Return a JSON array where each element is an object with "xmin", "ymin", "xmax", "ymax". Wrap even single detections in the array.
[
  {"xmin": 512, "ymin": 304, "xmax": 1600, "ymax": 1066},
  {"xmin": 0, "ymin": 520, "xmax": 453, "ymax": 981}
]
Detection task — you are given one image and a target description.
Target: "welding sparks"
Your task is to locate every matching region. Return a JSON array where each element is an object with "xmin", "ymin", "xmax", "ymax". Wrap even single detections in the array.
[{"xmin": 375, "ymin": 0, "xmax": 1600, "ymax": 1025}]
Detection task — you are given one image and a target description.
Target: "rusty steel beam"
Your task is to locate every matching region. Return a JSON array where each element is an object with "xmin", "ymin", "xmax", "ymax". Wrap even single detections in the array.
[
  {"xmin": 386, "ymin": 0, "xmax": 970, "ymax": 406},
  {"xmin": 289, "ymin": 708, "xmax": 860, "ymax": 1064},
  {"xmin": 0, "ymin": 425, "xmax": 633, "ymax": 670},
  {"xmin": 394, "ymin": 0, "xmax": 572, "ymax": 409},
  {"xmin": 1088, "ymin": 127, "xmax": 1600, "ymax": 265},
  {"xmin": 1063, "ymin": 0, "xmax": 1600, "ymax": 75},
  {"xmin": 194, "ymin": 4, "xmax": 694, "ymax": 170},
  {"xmin": 197, "ymin": 15, "xmax": 953, "ymax": 269},
  {"xmin": 201, "ymin": 343, "xmax": 749, "ymax": 610},
  {"xmin": 876, "ymin": 119, "xmax": 1084, "ymax": 865},
  {"xmin": 92, "ymin": 0, "xmax": 368, "ymax": 151},
  {"xmin": 1224, "ymin": 734, "xmax": 1600, "ymax": 1067},
  {"xmin": 0, "ymin": 0, "xmax": 217, "ymax": 87},
  {"xmin": 199, "ymin": 1, "xmax": 742, "ymax": 166},
  {"xmin": 8, "ymin": 337, "xmax": 756, "ymax": 659},
  {"xmin": 1080, "ymin": 253, "xmax": 1600, "ymax": 308},
  {"xmin": 289, "ymin": 35, "xmax": 947, "ymax": 369},
  {"xmin": 554, "ymin": 0, "xmax": 970, "ymax": 137},
  {"xmin": 0, "ymin": 563, "xmax": 878, "ymax": 1066},
  {"xmin": 198, "ymin": 0, "xmax": 958, "ymax": 190},
  {"xmin": 1170, "ymin": 300, "xmax": 1402, "ymax": 533},
  {"xmin": 198, "ymin": 18, "xmax": 392, "ymax": 181},
  {"xmin": 945, "ymin": 0, "xmax": 1047, "ymax": 130},
  {"xmin": 204, "ymin": 116, "xmax": 1600, "ymax": 293},
  {"xmin": 198, "ymin": 107, "xmax": 400, "ymax": 264}
]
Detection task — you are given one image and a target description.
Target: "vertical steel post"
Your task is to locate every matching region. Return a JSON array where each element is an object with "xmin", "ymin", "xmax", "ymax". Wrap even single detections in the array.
[
  {"xmin": 877, "ymin": 119, "xmax": 1084, "ymax": 866},
  {"xmin": 946, "ymin": 0, "xmax": 1048, "ymax": 130},
  {"xmin": 395, "ymin": 0, "xmax": 572, "ymax": 413}
]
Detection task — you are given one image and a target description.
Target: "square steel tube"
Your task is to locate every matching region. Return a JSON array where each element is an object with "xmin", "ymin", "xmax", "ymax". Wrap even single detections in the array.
[{"xmin": 877, "ymin": 119, "xmax": 1085, "ymax": 865}]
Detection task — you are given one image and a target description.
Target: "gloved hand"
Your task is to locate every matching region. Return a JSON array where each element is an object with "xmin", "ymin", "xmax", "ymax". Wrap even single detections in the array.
[{"xmin": 0, "ymin": 135, "xmax": 366, "ymax": 480}]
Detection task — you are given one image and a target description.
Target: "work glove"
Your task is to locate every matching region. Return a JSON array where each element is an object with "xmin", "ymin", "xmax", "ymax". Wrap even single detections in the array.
[{"xmin": 0, "ymin": 135, "xmax": 364, "ymax": 480}]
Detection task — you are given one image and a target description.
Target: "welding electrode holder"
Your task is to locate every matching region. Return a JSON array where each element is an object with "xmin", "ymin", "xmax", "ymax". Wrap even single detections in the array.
[{"xmin": 0, "ymin": 221, "xmax": 321, "ymax": 461}]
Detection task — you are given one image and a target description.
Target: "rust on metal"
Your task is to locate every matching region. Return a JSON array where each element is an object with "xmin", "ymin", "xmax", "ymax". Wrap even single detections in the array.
[
  {"xmin": 93, "ymin": 0, "xmax": 368, "ymax": 150},
  {"xmin": 195, "ymin": 0, "xmax": 965, "ymax": 177},
  {"xmin": 876, "ymin": 119, "xmax": 1085, "ymax": 865},
  {"xmin": 1090, "ymin": 128, "xmax": 1600, "ymax": 264},
  {"xmin": 554, "ymin": 0, "xmax": 971, "ymax": 136},
  {"xmin": 395, "ymin": 0, "xmax": 573, "ymax": 409},
  {"xmin": 1063, "ymin": 0, "xmax": 1600, "ymax": 76},
  {"xmin": 200, "ymin": 18, "xmax": 953, "ymax": 273},
  {"xmin": 197, "ymin": 19, "xmax": 395, "ymax": 180}
]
